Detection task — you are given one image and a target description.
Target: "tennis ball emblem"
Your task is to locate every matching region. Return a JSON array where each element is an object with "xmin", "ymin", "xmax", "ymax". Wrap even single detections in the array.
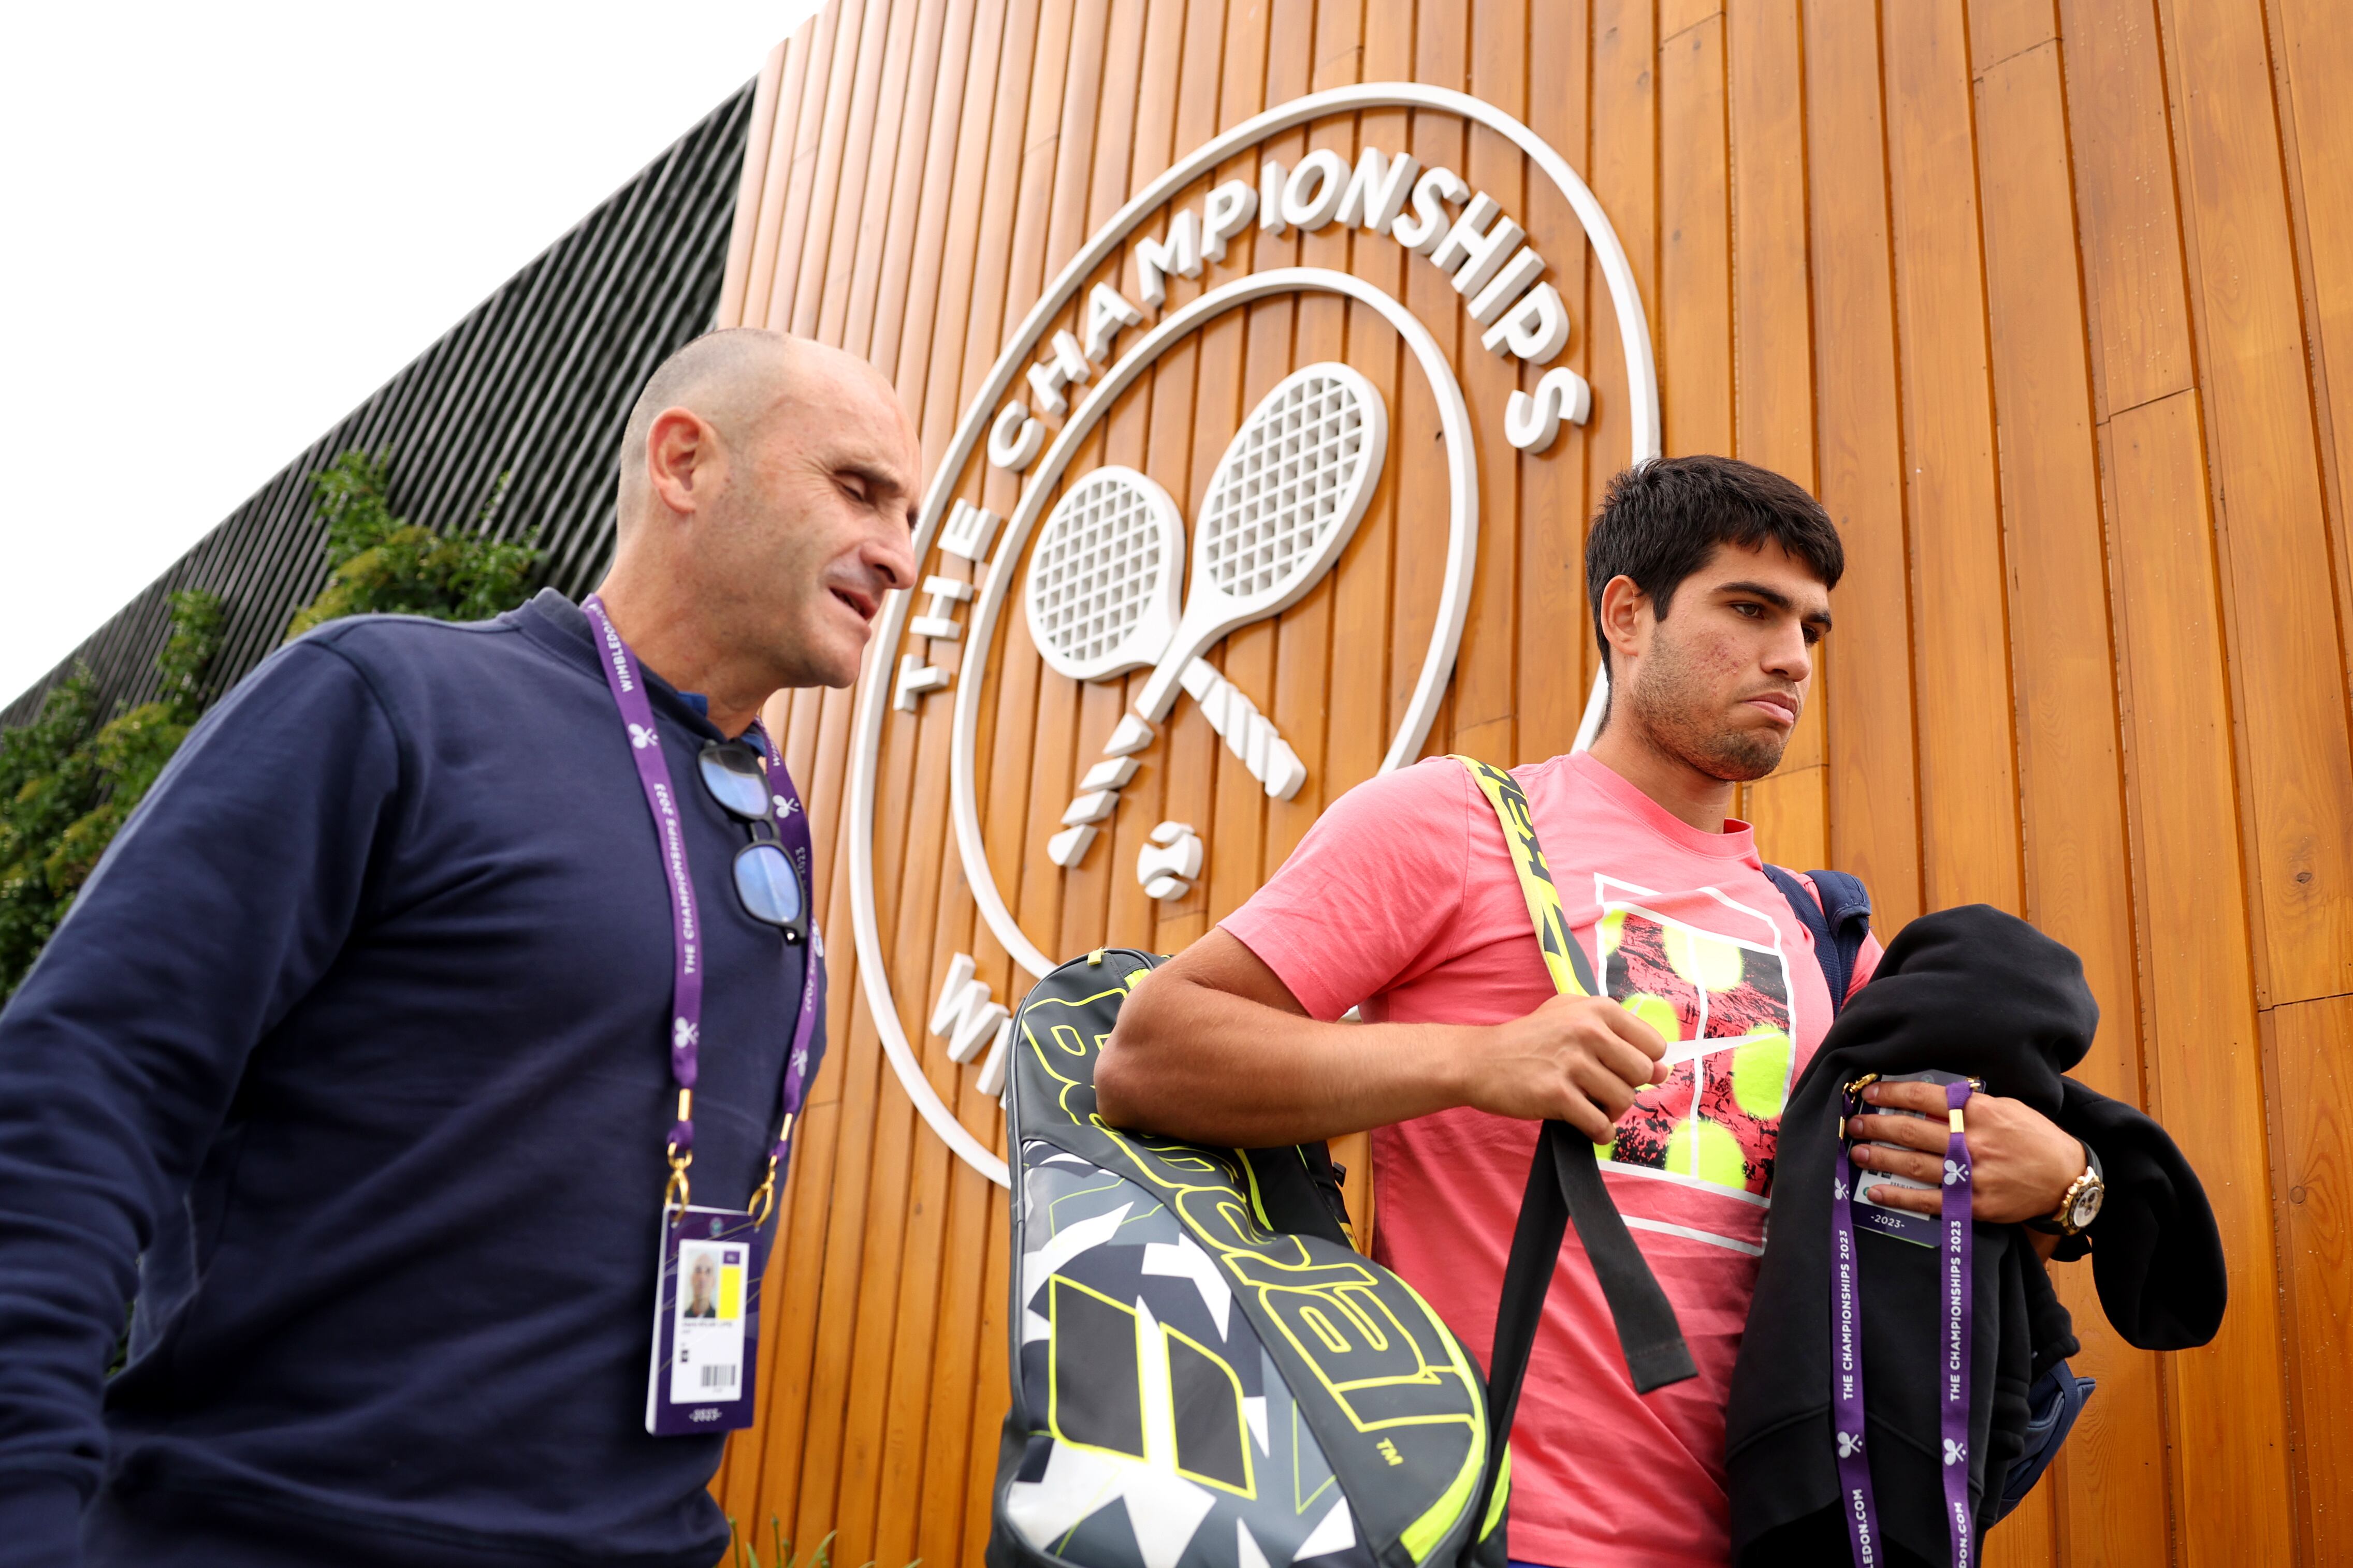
[{"xmin": 1137, "ymin": 822, "xmax": 1205, "ymax": 902}]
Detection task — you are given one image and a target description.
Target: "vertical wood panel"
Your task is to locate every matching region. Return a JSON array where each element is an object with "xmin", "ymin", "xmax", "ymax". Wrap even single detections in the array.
[
  {"xmin": 2275, "ymin": 0, "xmax": 2353, "ymax": 710},
  {"xmin": 1193, "ymin": 0, "xmax": 1278, "ymax": 926},
  {"xmin": 1726, "ymin": 0, "xmax": 1824, "ymax": 870},
  {"xmin": 1973, "ymin": 37, "xmax": 2155, "ymax": 1568},
  {"xmin": 1265, "ymin": 0, "xmax": 1368, "ymax": 882},
  {"xmin": 843, "ymin": 0, "xmax": 943, "ymax": 367},
  {"xmin": 1454, "ymin": 1, "xmax": 1531, "ymax": 760},
  {"xmin": 942, "ymin": 2, "xmax": 1088, "ymax": 1556},
  {"xmin": 1392, "ymin": 6, "xmax": 1470, "ymax": 768},
  {"xmin": 717, "ymin": 43, "xmax": 789, "ymax": 329},
  {"xmin": 1321, "ymin": 3, "xmax": 1413, "ymax": 1234},
  {"xmin": 1971, "ymin": 0, "xmax": 2058, "ymax": 67},
  {"xmin": 2269, "ymin": 17, "xmax": 2353, "ymax": 1556},
  {"xmin": 2109, "ymin": 390, "xmax": 2297, "ymax": 1566},
  {"xmin": 1658, "ymin": 15, "xmax": 1732, "ymax": 461},
  {"xmin": 1138, "ymin": 0, "xmax": 1231, "ymax": 960},
  {"xmin": 1883, "ymin": 0, "xmax": 2023, "ymax": 917},
  {"xmin": 2273, "ymin": 994, "xmax": 2353, "ymax": 1567},
  {"xmin": 1092, "ymin": 0, "xmax": 1193, "ymax": 968},
  {"xmin": 855, "ymin": 0, "xmax": 991, "ymax": 1551},
  {"xmin": 1515, "ymin": 0, "xmax": 1593, "ymax": 765},
  {"xmin": 1582, "ymin": 0, "xmax": 1658, "ymax": 741},
  {"xmin": 818, "ymin": 0, "xmax": 931, "ymax": 1491},
  {"xmin": 742, "ymin": 32, "xmax": 816, "ymax": 330},
  {"xmin": 2156, "ymin": 0, "xmax": 2353, "ymax": 1009},
  {"xmin": 1976, "ymin": 35, "xmax": 2181, "ymax": 1568},
  {"xmin": 761, "ymin": 2, "xmax": 849, "ymax": 330},
  {"xmin": 1805, "ymin": 0, "xmax": 1924, "ymax": 934},
  {"xmin": 817, "ymin": 0, "xmax": 911, "ymax": 350},
  {"xmin": 786, "ymin": 0, "xmax": 883, "ymax": 340},
  {"xmin": 2059, "ymin": 0, "xmax": 2196, "ymax": 418}
]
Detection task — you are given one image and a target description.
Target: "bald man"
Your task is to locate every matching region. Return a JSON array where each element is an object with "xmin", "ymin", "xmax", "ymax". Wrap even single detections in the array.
[{"xmin": 0, "ymin": 330, "xmax": 918, "ymax": 1568}]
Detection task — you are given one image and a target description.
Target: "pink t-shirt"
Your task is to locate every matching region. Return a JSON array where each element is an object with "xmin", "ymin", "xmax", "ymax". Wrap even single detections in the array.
[{"xmin": 1222, "ymin": 751, "xmax": 1879, "ymax": 1568}]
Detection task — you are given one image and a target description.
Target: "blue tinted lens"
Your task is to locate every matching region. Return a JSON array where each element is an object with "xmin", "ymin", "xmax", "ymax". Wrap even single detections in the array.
[
  {"xmin": 699, "ymin": 749, "xmax": 772, "ymax": 818},
  {"xmin": 735, "ymin": 843, "xmax": 804, "ymax": 928}
]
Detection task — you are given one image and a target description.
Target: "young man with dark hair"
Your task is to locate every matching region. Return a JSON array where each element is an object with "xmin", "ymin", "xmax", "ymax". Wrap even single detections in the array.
[{"xmin": 1096, "ymin": 455, "xmax": 2091, "ymax": 1568}]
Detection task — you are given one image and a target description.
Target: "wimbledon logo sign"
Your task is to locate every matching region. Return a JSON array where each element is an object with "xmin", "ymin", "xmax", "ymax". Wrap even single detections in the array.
[{"xmin": 847, "ymin": 84, "xmax": 1660, "ymax": 1185}]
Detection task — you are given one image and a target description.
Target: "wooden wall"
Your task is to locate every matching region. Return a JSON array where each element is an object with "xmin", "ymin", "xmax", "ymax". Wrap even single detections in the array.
[{"xmin": 706, "ymin": 2, "xmax": 2353, "ymax": 1563}]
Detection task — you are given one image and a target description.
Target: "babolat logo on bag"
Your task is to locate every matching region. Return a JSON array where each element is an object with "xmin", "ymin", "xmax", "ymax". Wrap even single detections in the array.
[{"xmin": 987, "ymin": 950, "xmax": 1505, "ymax": 1568}]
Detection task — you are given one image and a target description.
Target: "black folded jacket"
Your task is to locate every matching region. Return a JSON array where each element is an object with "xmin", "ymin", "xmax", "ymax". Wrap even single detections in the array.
[{"xmin": 1724, "ymin": 904, "xmax": 2225, "ymax": 1566}]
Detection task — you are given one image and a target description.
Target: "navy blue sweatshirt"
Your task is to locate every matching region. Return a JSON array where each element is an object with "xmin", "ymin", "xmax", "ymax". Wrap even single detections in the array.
[{"xmin": 0, "ymin": 590, "xmax": 819, "ymax": 1567}]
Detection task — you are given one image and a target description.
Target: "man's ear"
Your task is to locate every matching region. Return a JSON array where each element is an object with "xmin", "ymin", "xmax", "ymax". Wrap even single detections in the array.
[
  {"xmin": 1598, "ymin": 574, "xmax": 1651, "ymax": 665},
  {"xmin": 645, "ymin": 406, "xmax": 722, "ymax": 518}
]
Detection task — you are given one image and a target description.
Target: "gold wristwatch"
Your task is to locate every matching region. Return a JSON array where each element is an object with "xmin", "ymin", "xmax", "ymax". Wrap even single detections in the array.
[{"xmin": 2026, "ymin": 1142, "xmax": 2104, "ymax": 1236}]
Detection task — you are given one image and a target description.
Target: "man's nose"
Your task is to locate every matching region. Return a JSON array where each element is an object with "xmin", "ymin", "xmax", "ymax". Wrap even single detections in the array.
[
  {"xmin": 1764, "ymin": 624, "xmax": 1812, "ymax": 683},
  {"xmin": 869, "ymin": 524, "xmax": 917, "ymax": 593}
]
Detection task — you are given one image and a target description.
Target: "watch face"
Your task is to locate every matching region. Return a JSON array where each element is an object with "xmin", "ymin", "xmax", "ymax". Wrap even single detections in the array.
[{"xmin": 2070, "ymin": 1183, "xmax": 2104, "ymax": 1230}]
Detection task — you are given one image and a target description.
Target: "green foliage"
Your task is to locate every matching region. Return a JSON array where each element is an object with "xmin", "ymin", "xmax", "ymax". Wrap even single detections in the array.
[
  {"xmin": 0, "ymin": 591, "xmax": 223, "ymax": 997},
  {"xmin": 0, "ymin": 447, "xmax": 542, "ymax": 998},
  {"xmin": 725, "ymin": 1518, "xmax": 913, "ymax": 1568},
  {"xmin": 286, "ymin": 451, "xmax": 536, "ymax": 638}
]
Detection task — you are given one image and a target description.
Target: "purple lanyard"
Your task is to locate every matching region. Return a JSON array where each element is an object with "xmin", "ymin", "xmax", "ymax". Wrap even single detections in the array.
[
  {"xmin": 581, "ymin": 594, "xmax": 823, "ymax": 1226},
  {"xmin": 1832, "ymin": 1076, "xmax": 1976, "ymax": 1568},
  {"xmin": 745, "ymin": 716, "xmax": 824, "ymax": 1223}
]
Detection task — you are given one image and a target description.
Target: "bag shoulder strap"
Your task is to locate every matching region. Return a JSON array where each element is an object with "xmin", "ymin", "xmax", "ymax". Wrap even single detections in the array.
[
  {"xmin": 1454, "ymin": 756, "xmax": 1600, "ymax": 999},
  {"xmin": 1760, "ymin": 865, "xmax": 1873, "ymax": 1016},
  {"xmin": 1451, "ymin": 758, "xmax": 1698, "ymax": 1540}
]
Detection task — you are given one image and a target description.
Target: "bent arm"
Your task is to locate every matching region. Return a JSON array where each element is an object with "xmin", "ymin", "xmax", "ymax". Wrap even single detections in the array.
[
  {"xmin": 1095, "ymin": 929, "xmax": 1668, "ymax": 1147},
  {"xmin": 1095, "ymin": 930, "xmax": 1473, "ymax": 1146}
]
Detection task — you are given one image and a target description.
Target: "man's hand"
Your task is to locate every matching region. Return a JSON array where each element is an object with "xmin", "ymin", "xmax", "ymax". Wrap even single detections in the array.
[
  {"xmin": 1846, "ymin": 1080, "xmax": 2085, "ymax": 1225},
  {"xmin": 1461, "ymin": 993, "xmax": 1673, "ymax": 1144}
]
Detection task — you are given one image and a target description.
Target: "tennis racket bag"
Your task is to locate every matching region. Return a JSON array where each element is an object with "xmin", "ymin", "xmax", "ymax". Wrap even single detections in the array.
[
  {"xmin": 985, "ymin": 945, "xmax": 1503, "ymax": 1568},
  {"xmin": 985, "ymin": 760, "xmax": 1697, "ymax": 1568}
]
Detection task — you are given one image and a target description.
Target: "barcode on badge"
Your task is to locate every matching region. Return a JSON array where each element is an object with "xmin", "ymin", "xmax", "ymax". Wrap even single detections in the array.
[{"xmin": 700, "ymin": 1364, "xmax": 738, "ymax": 1390}]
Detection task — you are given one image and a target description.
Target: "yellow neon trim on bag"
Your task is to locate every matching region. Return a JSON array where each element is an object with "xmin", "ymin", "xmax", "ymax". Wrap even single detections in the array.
[
  {"xmin": 1401, "ymin": 1440, "xmax": 1484, "ymax": 1563},
  {"xmin": 1390, "ymin": 1272, "xmax": 1488, "ymax": 1562},
  {"xmin": 1479, "ymin": 1443, "xmax": 1512, "ymax": 1540},
  {"xmin": 1451, "ymin": 756, "xmax": 1601, "ymax": 999}
]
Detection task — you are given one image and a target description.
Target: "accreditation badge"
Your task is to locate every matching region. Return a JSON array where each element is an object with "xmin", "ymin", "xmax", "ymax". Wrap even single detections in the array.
[{"xmin": 645, "ymin": 1205, "xmax": 765, "ymax": 1435}]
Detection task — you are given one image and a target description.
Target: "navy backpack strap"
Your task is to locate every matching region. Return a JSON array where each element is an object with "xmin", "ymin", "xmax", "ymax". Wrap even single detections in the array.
[{"xmin": 1762, "ymin": 866, "xmax": 1872, "ymax": 1015}]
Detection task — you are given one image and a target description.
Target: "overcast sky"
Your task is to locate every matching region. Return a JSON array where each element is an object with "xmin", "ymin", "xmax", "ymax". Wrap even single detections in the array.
[{"xmin": 0, "ymin": 2, "xmax": 823, "ymax": 704}]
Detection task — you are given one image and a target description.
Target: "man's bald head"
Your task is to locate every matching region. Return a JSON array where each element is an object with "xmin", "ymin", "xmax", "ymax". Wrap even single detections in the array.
[
  {"xmin": 597, "ymin": 327, "xmax": 920, "ymax": 705},
  {"xmin": 616, "ymin": 328, "xmax": 806, "ymax": 527}
]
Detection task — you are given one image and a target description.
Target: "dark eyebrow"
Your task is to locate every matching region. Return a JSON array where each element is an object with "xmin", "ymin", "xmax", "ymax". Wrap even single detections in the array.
[{"xmin": 1717, "ymin": 579, "xmax": 1833, "ymax": 630}]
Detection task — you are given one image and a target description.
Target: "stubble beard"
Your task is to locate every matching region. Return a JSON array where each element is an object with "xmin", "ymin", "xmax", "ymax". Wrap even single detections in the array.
[{"xmin": 1622, "ymin": 633, "xmax": 1791, "ymax": 783}]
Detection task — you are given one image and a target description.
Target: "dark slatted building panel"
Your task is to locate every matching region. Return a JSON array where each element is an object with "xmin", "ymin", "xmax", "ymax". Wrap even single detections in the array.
[{"xmin": 3, "ymin": 84, "xmax": 753, "ymax": 730}]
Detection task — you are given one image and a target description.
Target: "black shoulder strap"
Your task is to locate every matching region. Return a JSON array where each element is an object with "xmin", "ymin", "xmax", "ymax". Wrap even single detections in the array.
[
  {"xmin": 1761, "ymin": 866, "xmax": 1872, "ymax": 1016},
  {"xmin": 1238, "ymin": 1142, "xmax": 1356, "ymax": 1251}
]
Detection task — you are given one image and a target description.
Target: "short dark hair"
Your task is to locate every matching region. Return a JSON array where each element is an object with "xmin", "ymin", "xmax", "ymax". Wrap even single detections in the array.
[{"xmin": 1585, "ymin": 455, "xmax": 1845, "ymax": 677}]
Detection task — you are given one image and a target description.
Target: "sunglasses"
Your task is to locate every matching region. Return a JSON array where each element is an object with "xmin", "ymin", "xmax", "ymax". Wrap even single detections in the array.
[{"xmin": 696, "ymin": 742, "xmax": 809, "ymax": 945}]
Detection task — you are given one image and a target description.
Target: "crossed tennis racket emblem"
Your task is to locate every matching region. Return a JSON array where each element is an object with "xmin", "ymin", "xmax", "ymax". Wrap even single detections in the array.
[{"xmin": 1023, "ymin": 363, "xmax": 1389, "ymax": 872}]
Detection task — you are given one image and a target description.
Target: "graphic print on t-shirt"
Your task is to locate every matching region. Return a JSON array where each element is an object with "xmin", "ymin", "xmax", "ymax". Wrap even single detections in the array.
[{"xmin": 1591, "ymin": 875, "xmax": 1797, "ymax": 1250}]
